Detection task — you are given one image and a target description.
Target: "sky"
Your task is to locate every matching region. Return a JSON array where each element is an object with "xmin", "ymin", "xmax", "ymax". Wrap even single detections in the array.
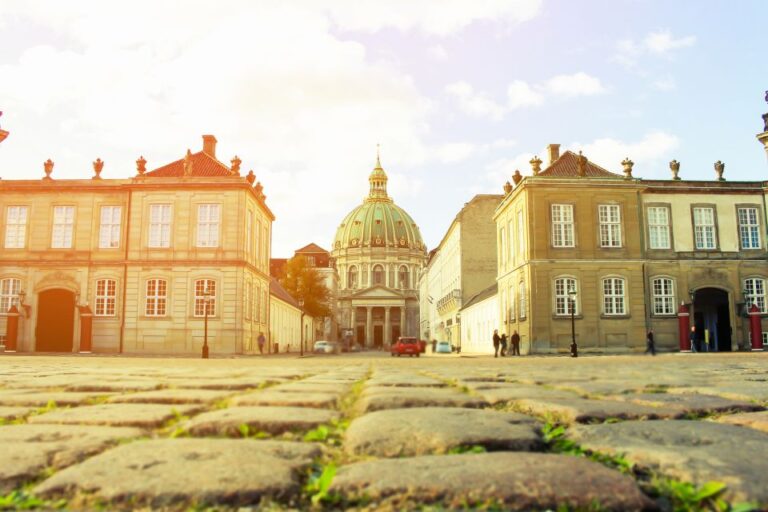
[{"xmin": 1, "ymin": 0, "xmax": 767, "ymax": 257}]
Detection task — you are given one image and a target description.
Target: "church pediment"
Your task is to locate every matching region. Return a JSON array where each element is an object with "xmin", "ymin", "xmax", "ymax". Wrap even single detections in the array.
[{"xmin": 350, "ymin": 285, "xmax": 404, "ymax": 299}]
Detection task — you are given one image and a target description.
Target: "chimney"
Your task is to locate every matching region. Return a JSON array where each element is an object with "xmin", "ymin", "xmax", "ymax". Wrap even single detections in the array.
[
  {"xmin": 202, "ymin": 135, "xmax": 217, "ymax": 158},
  {"xmin": 547, "ymin": 144, "xmax": 560, "ymax": 165}
]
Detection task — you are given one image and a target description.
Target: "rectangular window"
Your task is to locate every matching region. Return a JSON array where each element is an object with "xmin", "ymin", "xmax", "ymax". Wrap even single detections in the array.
[
  {"xmin": 500, "ymin": 227, "xmax": 507, "ymax": 266},
  {"xmin": 693, "ymin": 207, "xmax": 717, "ymax": 250},
  {"xmin": 99, "ymin": 206, "xmax": 122, "ymax": 249},
  {"xmin": 517, "ymin": 210, "xmax": 525, "ymax": 257},
  {"xmin": 244, "ymin": 280, "xmax": 252, "ymax": 320},
  {"xmin": 51, "ymin": 206, "xmax": 75, "ymax": 248},
  {"xmin": 554, "ymin": 278, "xmax": 577, "ymax": 316},
  {"xmin": 652, "ymin": 278, "xmax": 675, "ymax": 315},
  {"xmin": 507, "ymin": 219, "xmax": 514, "ymax": 264},
  {"xmin": 519, "ymin": 281, "xmax": 527, "ymax": 318},
  {"xmin": 149, "ymin": 204, "xmax": 172, "ymax": 248},
  {"xmin": 145, "ymin": 279, "xmax": 167, "ymax": 317},
  {"xmin": 599, "ymin": 205, "xmax": 622, "ymax": 247},
  {"xmin": 194, "ymin": 279, "xmax": 216, "ymax": 317},
  {"xmin": 763, "ymin": 332, "xmax": 768, "ymax": 347},
  {"xmin": 5, "ymin": 206, "xmax": 28, "ymax": 249},
  {"xmin": 196, "ymin": 204, "xmax": 220, "ymax": 247},
  {"xmin": 647, "ymin": 206, "xmax": 671, "ymax": 250},
  {"xmin": 745, "ymin": 278, "xmax": 767, "ymax": 314},
  {"xmin": 551, "ymin": 204, "xmax": 574, "ymax": 247},
  {"xmin": 95, "ymin": 279, "xmax": 116, "ymax": 316},
  {"xmin": 508, "ymin": 286, "xmax": 515, "ymax": 321},
  {"xmin": 246, "ymin": 211, "xmax": 253, "ymax": 256},
  {"xmin": 603, "ymin": 278, "xmax": 626, "ymax": 315},
  {"xmin": 738, "ymin": 207, "xmax": 761, "ymax": 249},
  {"xmin": 0, "ymin": 278, "xmax": 21, "ymax": 313}
]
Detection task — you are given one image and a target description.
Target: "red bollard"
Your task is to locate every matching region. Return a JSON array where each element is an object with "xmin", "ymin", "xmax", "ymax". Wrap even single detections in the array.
[
  {"xmin": 678, "ymin": 303, "xmax": 691, "ymax": 352},
  {"xmin": 5, "ymin": 304, "xmax": 19, "ymax": 352},
  {"xmin": 749, "ymin": 304, "xmax": 764, "ymax": 351}
]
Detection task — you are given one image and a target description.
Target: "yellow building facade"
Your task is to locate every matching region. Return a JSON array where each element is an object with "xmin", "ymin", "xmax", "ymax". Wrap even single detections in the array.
[{"xmin": 0, "ymin": 135, "xmax": 274, "ymax": 355}]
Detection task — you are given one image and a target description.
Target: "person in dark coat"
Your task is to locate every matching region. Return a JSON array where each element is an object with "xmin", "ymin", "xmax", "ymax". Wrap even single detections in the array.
[
  {"xmin": 645, "ymin": 329, "xmax": 656, "ymax": 356},
  {"xmin": 689, "ymin": 326, "xmax": 697, "ymax": 353},
  {"xmin": 511, "ymin": 330, "xmax": 521, "ymax": 356},
  {"xmin": 500, "ymin": 334, "xmax": 508, "ymax": 357},
  {"xmin": 257, "ymin": 332, "xmax": 266, "ymax": 355},
  {"xmin": 492, "ymin": 329, "xmax": 500, "ymax": 357}
]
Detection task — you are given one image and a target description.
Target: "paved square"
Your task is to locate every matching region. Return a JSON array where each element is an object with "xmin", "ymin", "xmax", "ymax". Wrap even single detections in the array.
[{"xmin": 0, "ymin": 352, "xmax": 766, "ymax": 510}]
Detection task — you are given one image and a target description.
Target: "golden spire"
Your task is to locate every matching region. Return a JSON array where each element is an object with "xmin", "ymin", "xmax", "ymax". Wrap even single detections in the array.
[
  {"xmin": 375, "ymin": 143, "xmax": 382, "ymax": 169},
  {"xmin": 368, "ymin": 143, "xmax": 390, "ymax": 201}
]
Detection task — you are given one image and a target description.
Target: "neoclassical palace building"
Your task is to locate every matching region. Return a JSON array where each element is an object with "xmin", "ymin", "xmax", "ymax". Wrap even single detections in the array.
[
  {"xmin": 332, "ymin": 154, "xmax": 426, "ymax": 348},
  {"xmin": 0, "ymin": 135, "xmax": 274, "ymax": 354}
]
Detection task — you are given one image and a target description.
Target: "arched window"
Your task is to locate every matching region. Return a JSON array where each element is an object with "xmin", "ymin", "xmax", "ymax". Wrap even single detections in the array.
[
  {"xmin": 95, "ymin": 279, "xmax": 116, "ymax": 316},
  {"xmin": 373, "ymin": 265, "xmax": 384, "ymax": 285},
  {"xmin": 602, "ymin": 277, "xmax": 626, "ymax": 315},
  {"xmin": 554, "ymin": 277, "xmax": 577, "ymax": 316},
  {"xmin": 194, "ymin": 279, "xmax": 216, "ymax": 317},
  {"xmin": 348, "ymin": 266, "xmax": 358, "ymax": 289},
  {"xmin": 145, "ymin": 279, "xmax": 167, "ymax": 317},
  {"xmin": 745, "ymin": 277, "xmax": 767, "ymax": 313},
  {"xmin": 0, "ymin": 278, "xmax": 21, "ymax": 313},
  {"xmin": 399, "ymin": 266, "xmax": 409, "ymax": 289},
  {"xmin": 651, "ymin": 277, "xmax": 675, "ymax": 315}
]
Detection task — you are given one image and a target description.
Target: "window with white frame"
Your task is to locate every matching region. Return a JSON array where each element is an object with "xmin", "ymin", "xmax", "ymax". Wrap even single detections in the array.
[
  {"xmin": 98, "ymin": 206, "xmax": 122, "ymax": 249},
  {"xmin": 5, "ymin": 206, "xmax": 28, "ymax": 249},
  {"xmin": 652, "ymin": 277, "xmax": 675, "ymax": 315},
  {"xmin": 246, "ymin": 211, "xmax": 253, "ymax": 256},
  {"xmin": 599, "ymin": 205, "xmax": 622, "ymax": 247},
  {"xmin": 194, "ymin": 279, "xmax": 216, "ymax": 317},
  {"xmin": 149, "ymin": 204, "xmax": 172, "ymax": 248},
  {"xmin": 744, "ymin": 277, "xmax": 767, "ymax": 313},
  {"xmin": 519, "ymin": 281, "xmax": 527, "ymax": 318},
  {"xmin": 51, "ymin": 206, "xmax": 75, "ymax": 248},
  {"xmin": 196, "ymin": 204, "xmax": 220, "ymax": 247},
  {"xmin": 244, "ymin": 280, "xmax": 252, "ymax": 320},
  {"xmin": 517, "ymin": 210, "xmax": 525, "ymax": 257},
  {"xmin": 554, "ymin": 277, "xmax": 577, "ymax": 316},
  {"xmin": 737, "ymin": 207, "xmax": 761, "ymax": 249},
  {"xmin": 551, "ymin": 204, "xmax": 575, "ymax": 247},
  {"xmin": 145, "ymin": 279, "xmax": 167, "ymax": 316},
  {"xmin": 95, "ymin": 279, "xmax": 116, "ymax": 316},
  {"xmin": 0, "ymin": 278, "xmax": 21, "ymax": 313},
  {"xmin": 693, "ymin": 207, "xmax": 717, "ymax": 250},
  {"xmin": 603, "ymin": 277, "xmax": 626, "ymax": 315},
  {"xmin": 647, "ymin": 206, "xmax": 671, "ymax": 250}
]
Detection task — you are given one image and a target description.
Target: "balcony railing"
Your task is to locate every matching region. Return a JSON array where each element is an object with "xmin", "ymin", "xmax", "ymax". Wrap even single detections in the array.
[{"xmin": 436, "ymin": 289, "xmax": 461, "ymax": 314}]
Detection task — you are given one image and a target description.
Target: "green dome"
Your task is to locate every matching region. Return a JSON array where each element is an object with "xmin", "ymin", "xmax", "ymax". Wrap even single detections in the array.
[{"xmin": 333, "ymin": 156, "xmax": 425, "ymax": 252}]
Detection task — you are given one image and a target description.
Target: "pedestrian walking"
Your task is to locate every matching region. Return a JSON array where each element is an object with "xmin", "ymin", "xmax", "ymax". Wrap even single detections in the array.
[
  {"xmin": 645, "ymin": 329, "xmax": 656, "ymax": 356},
  {"xmin": 432, "ymin": 339, "xmax": 437, "ymax": 353},
  {"xmin": 511, "ymin": 330, "xmax": 521, "ymax": 356},
  {"xmin": 500, "ymin": 334, "xmax": 508, "ymax": 357},
  {"xmin": 257, "ymin": 332, "xmax": 266, "ymax": 355},
  {"xmin": 689, "ymin": 326, "xmax": 697, "ymax": 353},
  {"xmin": 492, "ymin": 329, "xmax": 500, "ymax": 357}
]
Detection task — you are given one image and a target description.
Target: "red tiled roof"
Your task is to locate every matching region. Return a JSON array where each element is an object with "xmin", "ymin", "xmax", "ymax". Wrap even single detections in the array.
[
  {"xmin": 539, "ymin": 151, "xmax": 622, "ymax": 178},
  {"xmin": 270, "ymin": 277, "xmax": 300, "ymax": 309},
  {"xmin": 144, "ymin": 151, "xmax": 233, "ymax": 177},
  {"xmin": 295, "ymin": 243, "xmax": 329, "ymax": 254}
]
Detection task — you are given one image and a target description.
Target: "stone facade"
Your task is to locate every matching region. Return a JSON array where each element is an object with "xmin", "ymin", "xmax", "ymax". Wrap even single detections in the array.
[
  {"xmin": 458, "ymin": 283, "xmax": 498, "ymax": 354},
  {"xmin": 0, "ymin": 135, "xmax": 274, "ymax": 355}
]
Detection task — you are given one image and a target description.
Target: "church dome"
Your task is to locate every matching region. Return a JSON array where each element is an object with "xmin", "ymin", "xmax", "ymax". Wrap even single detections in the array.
[{"xmin": 333, "ymin": 154, "xmax": 425, "ymax": 252}]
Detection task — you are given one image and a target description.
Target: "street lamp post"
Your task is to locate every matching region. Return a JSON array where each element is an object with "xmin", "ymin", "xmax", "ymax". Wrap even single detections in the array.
[
  {"xmin": 202, "ymin": 287, "xmax": 211, "ymax": 359},
  {"xmin": 568, "ymin": 288, "xmax": 578, "ymax": 357},
  {"xmin": 299, "ymin": 299, "xmax": 305, "ymax": 357}
]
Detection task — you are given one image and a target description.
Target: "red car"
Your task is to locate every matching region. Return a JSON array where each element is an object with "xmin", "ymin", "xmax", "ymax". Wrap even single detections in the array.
[{"xmin": 390, "ymin": 337, "xmax": 421, "ymax": 357}]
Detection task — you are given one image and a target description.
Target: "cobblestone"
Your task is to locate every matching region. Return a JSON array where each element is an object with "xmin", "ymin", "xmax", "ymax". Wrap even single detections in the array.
[
  {"xmin": 27, "ymin": 403, "xmax": 201, "ymax": 428},
  {"xmin": 716, "ymin": 410, "xmax": 768, "ymax": 433},
  {"xmin": 358, "ymin": 386, "xmax": 487, "ymax": 412},
  {"xmin": 185, "ymin": 405, "xmax": 339, "ymax": 436}
]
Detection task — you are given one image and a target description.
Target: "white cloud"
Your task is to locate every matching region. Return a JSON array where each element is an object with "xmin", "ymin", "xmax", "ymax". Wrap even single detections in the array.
[
  {"xmin": 506, "ymin": 80, "xmax": 544, "ymax": 108},
  {"xmin": 568, "ymin": 132, "xmax": 680, "ymax": 175},
  {"xmin": 445, "ymin": 81, "xmax": 506, "ymax": 121},
  {"xmin": 651, "ymin": 76, "xmax": 677, "ymax": 91},
  {"xmin": 644, "ymin": 30, "xmax": 696, "ymax": 55},
  {"xmin": 435, "ymin": 142, "xmax": 476, "ymax": 163},
  {"xmin": 545, "ymin": 72, "xmax": 607, "ymax": 97},
  {"xmin": 427, "ymin": 44, "xmax": 448, "ymax": 60},
  {"xmin": 320, "ymin": 0, "xmax": 543, "ymax": 35},
  {"xmin": 615, "ymin": 29, "xmax": 696, "ymax": 72}
]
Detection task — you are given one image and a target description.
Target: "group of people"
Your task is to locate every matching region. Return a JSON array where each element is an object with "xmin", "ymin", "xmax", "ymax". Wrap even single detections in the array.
[{"xmin": 492, "ymin": 329, "xmax": 521, "ymax": 357}]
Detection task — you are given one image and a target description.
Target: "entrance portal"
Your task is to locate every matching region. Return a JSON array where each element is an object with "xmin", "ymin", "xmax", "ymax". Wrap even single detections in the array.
[
  {"xmin": 374, "ymin": 325, "xmax": 383, "ymax": 349},
  {"xmin": 693, "ymin": 288, "xmax": 731, "ymax": 352},
  {"xmin": 391, "ymin": 325, "xmax": 401, "ymax": 343},
  {"xmin": 35, "ymin": 289, "xmax": 75, "ymax": 352},
  {"xmin": 356, "ymin": 325, "xmax": 365, "ymax": 348}
]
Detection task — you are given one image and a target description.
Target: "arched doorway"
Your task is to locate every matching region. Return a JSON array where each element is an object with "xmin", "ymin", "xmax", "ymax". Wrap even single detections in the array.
[
  {"xmin": 36, "ymin": 289, "xmax": 75, "ymax": 352},
  {"xmin": 692, "ymin": 288, "xmax": 731, "ymax": 352}
]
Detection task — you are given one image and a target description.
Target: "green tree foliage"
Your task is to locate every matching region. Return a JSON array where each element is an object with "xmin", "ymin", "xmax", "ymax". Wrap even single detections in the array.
[{"xmin": 279, "ymin": 255, "xmax": 332, "ymax": 318}]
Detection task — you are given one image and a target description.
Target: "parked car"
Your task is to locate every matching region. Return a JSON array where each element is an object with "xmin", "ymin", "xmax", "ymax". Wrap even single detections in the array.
[
  {"xmin": 390, "ymin": 337, "xmax": 421, "ymax": 357},
  {"xmin": 324, "ymin": 341, "xmax": 341, "ymax": 354},
  {"xmin": 313, "ymin": 341, "xmax": 329, "ymax": 353},
  {"xmin": 435, "ymin": 340, "xmax": 452, "ymax": 354}
]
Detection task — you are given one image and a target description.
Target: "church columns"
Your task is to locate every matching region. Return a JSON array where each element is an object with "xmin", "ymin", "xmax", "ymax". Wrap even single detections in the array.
[
  {"xmin": 367, "ymin": 306, "xmax": 374, "ymax": 347},
  {"xmin": 351, "ymin": 306, "xmax": 357, "ymax": 342},
  {"xmin": 384, "ymin": 306, "xmax": 391, "ymax": 347},
  {"xmin": 400, "ymin": 307, "xmax": 406, "ymax": 337}
]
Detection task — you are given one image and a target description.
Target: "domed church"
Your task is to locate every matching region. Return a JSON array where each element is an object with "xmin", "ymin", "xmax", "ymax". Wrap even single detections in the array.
[{"xmin": 332, "ymin": 152, "xmax": 426, "ymax": 348}]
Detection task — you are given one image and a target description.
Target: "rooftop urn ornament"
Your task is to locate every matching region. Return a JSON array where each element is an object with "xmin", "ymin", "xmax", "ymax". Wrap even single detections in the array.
[
  {"xmin": 231, "ymin": 155, "xmax": 241, "ymax": 175},
  {"xmin": 764, "ymin": 90, "xmax": 768, "ymax": 131},
  {"xmin": 576, "ymin": 151, "xmax": 587, "ymax": 177},
  {"xmin": 43, "ymin": 159, "xmax": 54, "ymax": 180},
  {"xmin": 183, "ymin": 149, "xmax": 193, "ymax": 176},
  {"xmin": 92, "ymin": 158, "xmax": 104, "ymax": 179},
  {"xmin": 714, "ymin": 160, "xmax": 725, "ymax": 181},
  {"xmin": 246, "ymin": 169, "xmax": 256, "ymax": 185},
  {"xmin": 136, "ymin": 156, "xmax": 147, "ymax": 175},
  {"xmin": 529, "ymin": 155, "xmax": 542, "ymax": 176},
  {"xmin": 512, "ymin": 169, "xmax": 523, "ymax": 185},
  {"xmin": 621, "ymin": 157, "xmax": 634, "ymax": 179},
  {"xmin": 0, "ymin": 111, "xmax": 8, "ymax": 144},
  {"xmin": 255, "ymin": 181, "xmax": 265, "ymax": 200},
  {"xmin": 503, "ymin": 181, "xmax": 512, "ymax": 194},
  {"xmin": 669, "ymin": 159, "xmax": 681, "ymax": 180}
]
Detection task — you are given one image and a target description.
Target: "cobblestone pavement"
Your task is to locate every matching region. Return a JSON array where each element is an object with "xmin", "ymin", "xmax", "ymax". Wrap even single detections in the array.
[{"xmin": 0, "ymin": 352, "xmax": 767, "ymax": 511}]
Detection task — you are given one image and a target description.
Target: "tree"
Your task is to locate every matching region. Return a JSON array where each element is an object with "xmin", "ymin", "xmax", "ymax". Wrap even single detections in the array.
[{"xmin": 279, "ymin": 255, "xmax": 332, "ymax": 318}]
